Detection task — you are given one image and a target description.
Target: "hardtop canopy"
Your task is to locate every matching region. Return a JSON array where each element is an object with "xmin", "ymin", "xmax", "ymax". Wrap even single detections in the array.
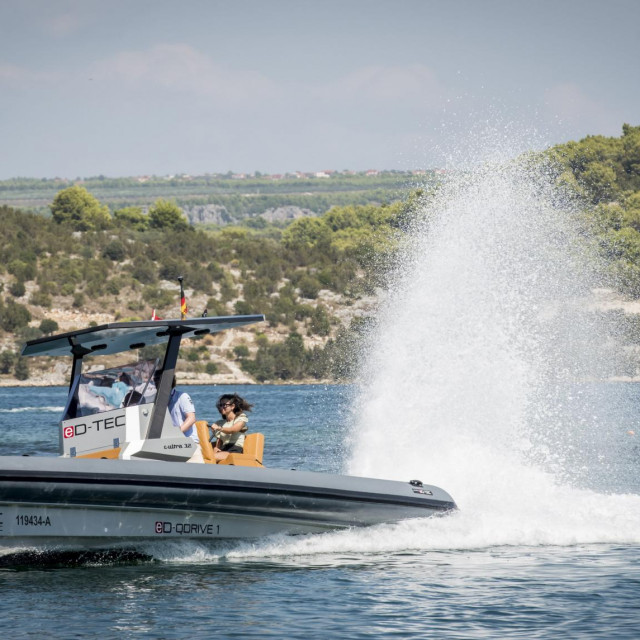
[{"xmin": 21, "ymin": 315, "xmax": 265, "ymax": 358}]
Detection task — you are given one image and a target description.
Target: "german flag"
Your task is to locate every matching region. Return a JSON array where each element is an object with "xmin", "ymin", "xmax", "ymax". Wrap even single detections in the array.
[{"xmin": 179, "ymin": 277, "xmax": 187, "ymax": 319}]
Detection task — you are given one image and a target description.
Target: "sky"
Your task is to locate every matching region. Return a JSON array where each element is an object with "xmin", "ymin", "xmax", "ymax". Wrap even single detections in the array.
[{"xmin": 0, "ymin": 0, "xmax": 638, "ymax": 179}]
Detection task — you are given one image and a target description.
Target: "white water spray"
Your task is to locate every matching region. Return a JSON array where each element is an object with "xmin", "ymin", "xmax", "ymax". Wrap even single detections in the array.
[{"xmin": 336, "ymin": 142, "xmax": 640, "ymax": 549}]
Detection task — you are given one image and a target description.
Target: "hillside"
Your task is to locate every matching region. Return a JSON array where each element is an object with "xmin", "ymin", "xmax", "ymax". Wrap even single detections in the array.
[
  {"xmin": 2, "ymin": 124, "xmax": 640, "ymax": 386},
  {"xmin": 0, "ymin": 193, "xmax": 414, "ymax": 386}
]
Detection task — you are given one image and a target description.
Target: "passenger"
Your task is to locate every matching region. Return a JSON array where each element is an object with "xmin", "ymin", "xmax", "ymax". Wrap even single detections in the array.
[
  {"xmin": 211, "ymin": 393, "xmax": 253, "ymax": 462},
  {"xmin": 168, "ymin": 376, "xmax": 203, "ymax": 463},
  {"xmin": 88, "ymin": 371, "xmax": 132, "ymax": 409}
]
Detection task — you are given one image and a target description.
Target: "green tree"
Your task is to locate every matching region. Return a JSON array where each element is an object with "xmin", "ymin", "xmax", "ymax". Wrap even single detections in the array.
[
  {"xmin": 8, "ymin": 259, "xmax": 36, "ymax": 282},
  {"xmin": 233, "ymin": 344, "xmax": 250, "ymax": 358},
  {"xmin": 205, "ymin": 361, "xmax": 219, "ymax": 375},
  {"xmin": 581, "ymin": 162, "xmax": 618, "ymax": 203},
  {"xmin": 132, "ymin": 257, "xmax": 157, "ymax": 284},
  {"xmin": 297, "ymin": 274, "xmax": 322, "ymax": 299},
  {"xmin": 113, "ymin": 206, "xmax": 149, "ymax": 231},
  {"xmin": 9, "ymin": 280, "xmax": 26, "ymax": 297},
  {"xmin": 282, "ymin": 217, "xmax": 332, "ymax": 250},
  {"xmin": 0, "ymin": 299, "xmax": 31, "ymax": 331},
  {"xmin": 103, "ymin": 240, "xmax": 127, "ymax": 261},
  {"xmin": 309, "ymin": 305, "xmax": 331, "ymax": 336},
  {"xmin": 14, "ymin": 358, "xmax": 29, "ymax": 381},
  {"xmin": 0, "ymin": 350, "xmax": 16, "ymax": 374},
  {"xmin": 50, "ymin": 185, "xmax": 112, "ymax": 231},
  {"xmin": 39, "ymin": 318, "xmax": 59, "ymax": 335},
  {"xmin": 148, "ymin": 200, "xmax": 189, "ymax": 230},
  {"xmin": 621, "ymin": 124, "xmax": 640, "ymax": 191}
]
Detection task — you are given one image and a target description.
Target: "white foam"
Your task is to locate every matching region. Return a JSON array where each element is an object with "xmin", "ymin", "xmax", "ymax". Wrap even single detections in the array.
[
  {"xmin": 0, "ymin": 406, "xmax": 64, "ymax": 413},
  {"xmin": 343, "ymin": 137, "xmax": 640, "ymax": 550}
]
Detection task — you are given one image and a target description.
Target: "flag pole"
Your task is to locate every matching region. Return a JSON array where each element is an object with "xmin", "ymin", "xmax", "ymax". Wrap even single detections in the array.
[{"xmin": 178, "ymin": 276, "xmax": 187, "ymax": 320}]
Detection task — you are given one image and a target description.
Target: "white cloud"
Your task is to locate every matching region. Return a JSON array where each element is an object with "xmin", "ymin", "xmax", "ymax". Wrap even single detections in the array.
[{"xmin": 92, "ymin": 44, "xmax": 278, "ymax": 107}]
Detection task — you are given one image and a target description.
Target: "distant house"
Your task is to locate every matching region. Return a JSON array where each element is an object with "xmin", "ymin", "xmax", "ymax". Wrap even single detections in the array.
[
  {"xmin": 315, "ymin": 171, "xmax": 330, "ymax": 179},
  {"xmin": 365, "ymin": 170, "xmax": 379, "ymax": 177}
]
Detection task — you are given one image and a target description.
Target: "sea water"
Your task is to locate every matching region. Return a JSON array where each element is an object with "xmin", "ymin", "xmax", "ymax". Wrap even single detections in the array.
[
  {"xmin": 0, "ymin": 384, "xmax": 638, "ymax": 639},
  {"xmin": 2, "ymin": 153, "xmax": 640, "ymax": 638}
]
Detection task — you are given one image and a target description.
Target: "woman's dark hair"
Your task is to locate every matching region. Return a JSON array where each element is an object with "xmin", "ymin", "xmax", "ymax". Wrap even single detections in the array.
[{"xmin": 216, "ymin": 393, "xmax": 253, "ymax": 413}]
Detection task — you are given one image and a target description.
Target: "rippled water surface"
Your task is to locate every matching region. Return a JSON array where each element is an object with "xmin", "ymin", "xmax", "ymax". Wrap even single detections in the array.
[{"xmin": 1, "ymin": 384, "xmax": 639, "ymax": 639}]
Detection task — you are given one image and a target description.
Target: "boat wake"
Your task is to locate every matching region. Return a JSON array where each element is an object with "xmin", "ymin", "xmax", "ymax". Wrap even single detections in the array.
[{"xmin": 0, "ymin": 406, "xmax": 64, "ymax": 413}]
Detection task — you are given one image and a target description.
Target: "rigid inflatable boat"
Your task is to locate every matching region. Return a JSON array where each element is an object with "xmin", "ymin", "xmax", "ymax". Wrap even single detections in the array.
[{"xmin": 0, "ymin": 315, "xmax": 457, "ymax": 550}]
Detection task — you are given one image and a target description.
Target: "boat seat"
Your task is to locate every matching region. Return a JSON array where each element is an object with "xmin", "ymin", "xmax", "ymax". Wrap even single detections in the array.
[
  {"xmin": 195, "ymin": 420, "xmax": 216, "ymax": 463},
  {"xmin": 194, "ymin": 421, "xmax": 264, "ymax": 467},
  {"xmin": 218, "ymin": 432, "xmax": 264, "ymax": 467}
]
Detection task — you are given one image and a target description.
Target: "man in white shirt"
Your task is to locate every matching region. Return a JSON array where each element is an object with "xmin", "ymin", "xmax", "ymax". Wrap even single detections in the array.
[{"xmin": 168, "ymin": 376, "xmax": 203, "ymax": 463}]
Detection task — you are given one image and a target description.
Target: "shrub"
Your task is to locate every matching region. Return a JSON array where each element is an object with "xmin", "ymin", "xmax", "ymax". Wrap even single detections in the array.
[
  {"xmin": 9, "ymin": 280, "xmax": 26, "ymax": 297},
  {"xmin": 185, "ymin": 348, "xmax": 201, "ymax": 362},
  {"xmin": 309, "ymin": 305, "xmax": 331, "ymax": 336},
  {"xmin": 205, "ymin": 299, "xmax": 229, "ymax": 316},
  {"xmin": 233, "ymin": 344, "xmax": 250, "ymax": 358},
  {"xmin": 132, "ymin": 257, "xmax": 157, "ymax": 284},
  {"xmin": 14, "ymin": 358, "xmax": 29, "ymax": 381},
  {"xmin": 0, "ymin": 300, "xmax": 31, "ymax": 331},
  {"xmin": 158, "ymin": 258, "xmax": 185, "ymax": 281},
  {"xmin": 0, "ymin": 350, "xmax": 16, "ymax": 374},
  {"xmin": 205, "ymin": 362, "xmax": 219, "ymax": 375},
  {"xmin": 39, "ymin": 318, "xmax": 59, "ymax": 335},
  {"xmin": 234, "ymin": 300, "xmax": 254, "ymax": 315},
  {"xmin": 8, "ymin": 259, "xmax": 36, "ymax": 281},
  {"xmin": 142, "ymin": 285, "xmax": 175, "ymax": 308},
  {"xmin": 29, "ymin": 291, "xmax": 52, "ymax": 308},
  {"xmin": 105, "ymin": 279, "xmax": 121, "ymax": 295},
  {"xmin": 103, "ymin": 240, "xmax": 127, "ymax": 261}
]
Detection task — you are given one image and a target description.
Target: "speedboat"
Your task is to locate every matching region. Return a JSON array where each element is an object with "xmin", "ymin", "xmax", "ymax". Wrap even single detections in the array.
[{"xmin": 0, "ymin": 315, "xmax": 457, "ymax": 550}]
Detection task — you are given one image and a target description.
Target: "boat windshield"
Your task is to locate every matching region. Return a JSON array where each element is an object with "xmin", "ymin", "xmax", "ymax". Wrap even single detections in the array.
[{"xmin": 64, "ymin": 359, "xmax": 158, "ymax": 419}]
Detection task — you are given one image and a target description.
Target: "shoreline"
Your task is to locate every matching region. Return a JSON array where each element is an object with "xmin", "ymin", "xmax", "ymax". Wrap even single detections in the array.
[
  {"xmin": 0, "ymin": 375, "xmax": 337, "ymax": 388},
  {"xmin": 1, "ymin": 376, "xmax": 640, "ymax": 388}
]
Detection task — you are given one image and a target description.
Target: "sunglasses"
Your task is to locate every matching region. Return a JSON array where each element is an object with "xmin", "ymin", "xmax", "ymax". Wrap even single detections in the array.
[{"xmin": 219, "ymin": 402, "xmax": 233, "ymax": 409}]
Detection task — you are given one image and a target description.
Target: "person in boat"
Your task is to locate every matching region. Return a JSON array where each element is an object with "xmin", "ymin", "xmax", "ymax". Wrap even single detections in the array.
[
  {"xmin": 168, "ymin": 376, "xmax": 203, "ymax": 463},
  {"xmin": 87, "ymin": 371, "xmax": 132, "ymax": 409},
  {"xmin": 211, "ymin": 393, "xmax": 253, "ymax": 461}
]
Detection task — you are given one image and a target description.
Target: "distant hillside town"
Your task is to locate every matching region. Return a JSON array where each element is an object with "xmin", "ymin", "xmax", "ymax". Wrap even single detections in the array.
[{"xmin": 122, "ymin": 168, "xmax": 442, "ymax": 183}]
